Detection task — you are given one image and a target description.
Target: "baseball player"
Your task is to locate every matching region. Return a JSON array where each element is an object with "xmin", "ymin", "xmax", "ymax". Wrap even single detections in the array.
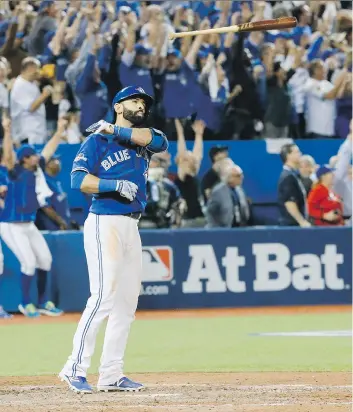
[
  {"xmin": 0, "ymin": 129, "xmax": 12, "ymax": 319},
  {"xmin": 59, "ymin": 86, "xmax": 168, "ymax": 394},
  {"xmin": 0, "ymin": 117, "xmax": 65, "ymax": 318}
]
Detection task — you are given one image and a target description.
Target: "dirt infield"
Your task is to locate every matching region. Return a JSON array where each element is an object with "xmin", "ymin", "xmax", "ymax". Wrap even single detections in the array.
[
  {"xmin": 0, "ymin": 304, "xmax": 351, "ymax": 325},
  {"xmin": 0, "ymin": 372, "xmax": 351, "ymax": 412}
]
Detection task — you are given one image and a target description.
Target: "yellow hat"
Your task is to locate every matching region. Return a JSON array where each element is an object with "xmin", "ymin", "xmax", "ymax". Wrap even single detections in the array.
[{"xmin": 40, "ymin": 64, "xmax": 55, "ymax": 79}]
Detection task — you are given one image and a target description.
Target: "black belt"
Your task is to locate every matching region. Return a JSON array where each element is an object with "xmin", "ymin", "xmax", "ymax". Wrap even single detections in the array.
[{"xmin": 122, "ymin": 212, "xmax": 141, "ymax": 220}]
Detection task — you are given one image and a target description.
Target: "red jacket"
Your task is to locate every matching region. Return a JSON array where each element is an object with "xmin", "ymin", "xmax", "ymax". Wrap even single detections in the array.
[{"xmin": 307, "ymin": 184, "xmax": 344, "ymax": 226}]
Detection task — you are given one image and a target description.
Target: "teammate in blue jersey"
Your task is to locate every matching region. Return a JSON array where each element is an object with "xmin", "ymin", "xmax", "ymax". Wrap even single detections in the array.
[
  {"xmin": 0, "ymin": 124, "xmax": 12, "ymax": 318},
  {"xmin": 0, "ymin": 117, "xmax": 66, "ymax": 318},
  {"xmin": 60, "ymin": 86, "xmax": 168, "ymax": 394}
]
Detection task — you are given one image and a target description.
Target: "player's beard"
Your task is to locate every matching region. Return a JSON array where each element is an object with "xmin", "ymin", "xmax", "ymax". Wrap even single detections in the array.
[{"xmin": 122, "ymin": 106, "xmax": 145, "ymax": 126}]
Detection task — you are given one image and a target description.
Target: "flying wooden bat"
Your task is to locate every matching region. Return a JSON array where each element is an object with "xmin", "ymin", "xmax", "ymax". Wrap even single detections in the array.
[{"xmin": 169, "ymin": 17, "xmax": 297, "ymax": 40}]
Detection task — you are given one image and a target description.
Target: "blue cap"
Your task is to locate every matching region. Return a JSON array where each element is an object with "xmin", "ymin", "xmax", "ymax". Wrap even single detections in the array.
[
  {"xmin": 135, "ymin": 44, "xmax": 152, "ymax": 55},
  {"xmin": 316, "ymin": 165, "xmax": 335, "ymax": 179},
  {"xmin": 38, "ymin": 0, "xmax": 54, "ymax": 13},
  {"xmin": 17, "ymin": 145, "xmax": 37, "ymax": 161},
  {"xmin": 112, "ymin": 86, "xmax": 154, "ymax": 114},
  {"xmin": 167, "ymin": 48, "xmax": 182, "ymax": 59}
]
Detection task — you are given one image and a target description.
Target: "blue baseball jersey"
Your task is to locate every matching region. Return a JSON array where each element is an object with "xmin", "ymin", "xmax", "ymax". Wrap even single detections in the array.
[
  {"xmin": 0, "ymin": 165, "xmax": 8, "ymax": 186},
  {"xmin": 0, "ymin": 165, "xmax": 9, "ymax": 221},
  {"xmin": 1, "ymin": 157, "xmax": 45, "ymax": 223},
  {"xmin": 36, "ymin": 174, "xmax": 71, "ymax": 230},
  {"xmin": 162, "ymin": 61, "xmax": 198, "ymax": 119},
  {"xmin": 119, "ymin": 64, "xmax": 155, "ymax": 98},
  {"xmin": 72, "ymin": 134, "xmax": 155, "ymax": 215}
]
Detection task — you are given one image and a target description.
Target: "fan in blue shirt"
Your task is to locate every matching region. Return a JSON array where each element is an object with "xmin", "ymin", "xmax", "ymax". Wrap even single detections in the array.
[
  {"xmin": 161, "ymin": 19, "xmax": 211, "ymax": 125},
  {"xmin": 119, "ymin": 16, "xmax": 154, "ymax": 98},
  {"xmin": 75, "ymin": 39, "xmax": 110, "ymax": 133},
  {"xmin": 291, "ymin": 4, "xmax": 312, "ymax": 46}
]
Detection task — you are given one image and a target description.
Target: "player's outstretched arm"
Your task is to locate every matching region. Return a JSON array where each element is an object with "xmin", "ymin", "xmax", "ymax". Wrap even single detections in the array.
[
  {"xmin": 87, "ymin": 120, "xmax": 168, "ymax": 153},
  {"xmin": 113, "ymin": 125, "xmax": 168, "ymax": 153},
  {"xmin": 41, "ymin": 118, "xmax": 68, "ymax": 163},
  {"xmin": 1, "ymin": 117, "xmax": 16, "ymax": 170}
]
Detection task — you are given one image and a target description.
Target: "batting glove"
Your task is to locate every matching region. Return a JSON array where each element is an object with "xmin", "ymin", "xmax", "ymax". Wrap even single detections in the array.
[
  {"xmin": 86, "ymin": 120, "xmax": 107, "ymax": 134},
  {"xmin": 116, "ymin": 180, "xmax": 138, "ymax": 202}
]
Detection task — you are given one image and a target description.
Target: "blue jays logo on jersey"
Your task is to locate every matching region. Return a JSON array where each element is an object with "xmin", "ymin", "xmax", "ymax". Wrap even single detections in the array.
[
  {"xmin": 141, "ymin": 247, "xmax": 173, "ymax": 282},
  {"xmin": 75, "ymin": 153, "xmax": 87, "ymax": 162}
]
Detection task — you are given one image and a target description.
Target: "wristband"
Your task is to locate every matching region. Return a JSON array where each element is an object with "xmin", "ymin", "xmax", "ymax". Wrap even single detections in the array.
[
  {"xmin": 113, "ymin": 126, "xmax": 133, "ymax": 143},
  {"xmin": 98, "ymin": 179, "xmax": 118, "ymax": 193}
]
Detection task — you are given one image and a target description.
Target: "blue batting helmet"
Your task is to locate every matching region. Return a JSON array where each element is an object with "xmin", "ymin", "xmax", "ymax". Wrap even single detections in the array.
[{"xmin": 112, "ymin": 86, "xmax": 154, "ymax": 113}]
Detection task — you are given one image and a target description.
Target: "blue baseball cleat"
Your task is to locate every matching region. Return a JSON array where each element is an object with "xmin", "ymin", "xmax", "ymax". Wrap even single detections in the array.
[
  {"xmin": 38, "ymin": 301, "xmax": 64, "ymax": 317},
  {"xmin": 97, "ymin": 376, "xmax": 144, "ymax": 392},
  {"xmin": 18, "ymin": 303, "xmax": 40, "ymax": 318},
  {"xmin": 0, "ymin": 306, "xmax": 13, "ymax": 319},
  {"xmin": 59, "ymin": 374, "xmax": 93, "ymax": 394}
]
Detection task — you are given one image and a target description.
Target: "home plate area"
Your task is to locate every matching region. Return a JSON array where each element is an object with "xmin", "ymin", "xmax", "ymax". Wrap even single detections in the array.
[{"xmin": 0, "ymin": 373, "xmax": 351, "ymax": 412}]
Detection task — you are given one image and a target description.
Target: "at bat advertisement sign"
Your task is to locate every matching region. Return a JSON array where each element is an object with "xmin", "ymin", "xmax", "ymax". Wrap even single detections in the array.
[
  {"xmin": 1, "ymin": 227, "xmax": 351, "ymax": 312},
  {"xmin": 138, "ymin": 227, "xmax": 351, "ymax": 308}
]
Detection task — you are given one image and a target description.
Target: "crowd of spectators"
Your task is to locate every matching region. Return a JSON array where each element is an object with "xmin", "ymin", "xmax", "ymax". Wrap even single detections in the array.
[
  {"xmin": 0, "ymin": 0, "xmax": 351, "ymax": 143},
  {"xmin": 0, "ymin": 0, "xmax": 351, "ymax": 230}
]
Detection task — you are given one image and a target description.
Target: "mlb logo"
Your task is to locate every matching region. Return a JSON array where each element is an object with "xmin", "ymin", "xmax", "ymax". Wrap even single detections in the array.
[{"xmin": 142, "ymin": 247, "xmax": 173, "ymax": 282}]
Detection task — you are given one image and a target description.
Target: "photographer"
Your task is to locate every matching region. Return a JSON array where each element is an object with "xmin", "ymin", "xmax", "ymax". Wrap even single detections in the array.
[{"xmin": 139, "ymin": 154, "xmax": 183, "ymax": 229}]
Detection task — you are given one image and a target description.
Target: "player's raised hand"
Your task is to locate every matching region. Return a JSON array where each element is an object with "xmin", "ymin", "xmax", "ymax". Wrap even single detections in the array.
[
  {"xmin": 116, "ymin": 180, "xmax": 138, "ymax": 202},
  {"xmin": 86, "ymin": 120, "xmax": 114, "ymax": 134}
]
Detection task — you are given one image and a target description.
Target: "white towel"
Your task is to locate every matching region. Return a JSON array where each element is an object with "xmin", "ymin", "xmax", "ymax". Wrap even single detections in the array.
[{"xmin": 35, "ymin": 166, "xmax": 53, "ymax": 207}]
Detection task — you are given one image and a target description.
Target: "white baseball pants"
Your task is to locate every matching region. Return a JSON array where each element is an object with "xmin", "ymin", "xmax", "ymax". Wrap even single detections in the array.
[
  {"xmin": 0, "ymin": 222, "xmax": 52, "ymax": 276},
  {"xmin": 61, "ymin": 213, "xmax": 142, "ymax": 385}
]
